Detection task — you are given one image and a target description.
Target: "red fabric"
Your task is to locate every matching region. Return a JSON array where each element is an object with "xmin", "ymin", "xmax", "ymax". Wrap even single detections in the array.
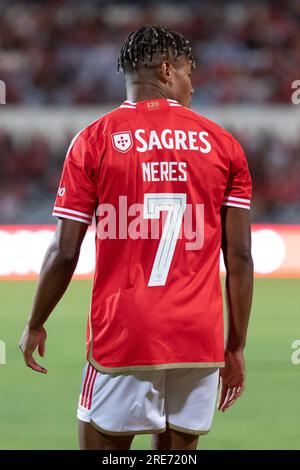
[{"xmin": 53, "ymin": 98, "xmax": 252, "ymax": 370}]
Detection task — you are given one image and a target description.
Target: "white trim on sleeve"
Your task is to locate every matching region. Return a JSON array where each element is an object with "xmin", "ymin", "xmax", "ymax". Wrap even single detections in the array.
[
  {"xmin": 223, "ymin": 196, "xmax": 251, "ymax": 204},
  {"xmin": 53, "ymin": 206, "xmax": 92, "ymax": 220},
  {"xmin": 222, "ymin": 202, "xmax": 250, "ymax": 210},
  {"xmin": 52, "ymin": 206, "xmax": 93, "ymax": 224},
  {"xmin": 222, "ymin": 195, "xmax": 251, "ymax": 210},
  {"xmin": 52, "ymin": 212, "xmax": 92, "ymax": 225}
]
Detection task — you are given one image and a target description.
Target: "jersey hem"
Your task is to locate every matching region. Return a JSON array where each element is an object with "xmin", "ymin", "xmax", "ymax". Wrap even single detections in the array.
[{"xmin": 88, "ymin": 356, "xmax": 224, "ymax": 373}]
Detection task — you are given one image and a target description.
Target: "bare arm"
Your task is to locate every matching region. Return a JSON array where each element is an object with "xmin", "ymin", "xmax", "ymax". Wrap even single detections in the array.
[
  {"xmin": 19, "ymin": 218, "xmax": 88, "ymax": 373},
  {"xmin": 218, "ymin": 206, "xmax": 254, "ymax": 412}
]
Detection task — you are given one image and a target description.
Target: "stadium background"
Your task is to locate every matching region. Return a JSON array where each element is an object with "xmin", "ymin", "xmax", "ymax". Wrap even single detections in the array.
[{"xmin": 0, "ymin": 0, "xmax": 300, "ymax": 449}]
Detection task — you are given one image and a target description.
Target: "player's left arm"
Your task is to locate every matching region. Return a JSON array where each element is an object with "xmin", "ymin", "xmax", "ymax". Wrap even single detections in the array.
[
  {"xmin": 19, "ymin": 218, "xmax": 88, "ymax": 374},
  {"xmin": 218, "ymin": 206, "xmax": 253, "ymax": 412},
  {"xmin": 217, "ymin": 135, "xmax": 253, "ymax": 412}
]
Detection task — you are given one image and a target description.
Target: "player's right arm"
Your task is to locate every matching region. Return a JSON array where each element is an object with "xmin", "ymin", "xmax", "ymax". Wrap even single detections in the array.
[
  {"xmin": 19, "ymin": 219, "xmax": 88, "ymax": 374},
  {"xmin": 19, "ymin": 128, "xmax": 99, "ymax": 374}
]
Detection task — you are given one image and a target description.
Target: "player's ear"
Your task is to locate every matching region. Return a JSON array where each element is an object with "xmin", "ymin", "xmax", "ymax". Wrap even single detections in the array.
[{"xmin": 159, "ymin": 60, "xmax": 173, "ymax": 84}]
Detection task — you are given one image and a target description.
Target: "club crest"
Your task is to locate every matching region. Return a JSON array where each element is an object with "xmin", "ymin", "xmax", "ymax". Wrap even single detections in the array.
[{"xmin": 111, "ymin": 131, "xmax": 133, "ymax": 153}]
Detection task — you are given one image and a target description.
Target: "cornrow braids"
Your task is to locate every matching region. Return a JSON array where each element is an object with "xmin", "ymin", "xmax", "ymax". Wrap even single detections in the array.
[{"xmin": 117, "ymin": 24, "xmax": 196, "ymax": 73}]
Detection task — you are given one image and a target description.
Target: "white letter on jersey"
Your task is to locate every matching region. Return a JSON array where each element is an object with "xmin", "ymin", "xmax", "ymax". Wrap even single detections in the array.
[
  {"xmin": 142, "ymin": 162, "xmax": 151, "ymax": 182},
  {"xmin": 188, "ymin": 131, "xmax": 199, "ymax": 150},
  {"xmin": 199, "ymin": 131, "xmax": 211, "ymax": 153},
  {"xmin": 143, "ymin": 193, "xmax": 186, "ymax": 286},
  {"xmin": 161, "ymin": 129, "xmax": 174, "ymax": 149},
  {"xmin": 151, "ymin": 162, "xmax": 160, "ymax": 181},
  {"xmin": 178, "ymin": 162, "xmax": 187, "ymax": 181},
  {"xmin": 174, "ymin": 130, "xmax": 188, "ymax": 150},
  {"xmin": 135, "ymin": 129, "xmax": 148, "ymax": 152},
  {"xmin": 148, "ymin": 130, "xmax": 163, "ymax": 151}
]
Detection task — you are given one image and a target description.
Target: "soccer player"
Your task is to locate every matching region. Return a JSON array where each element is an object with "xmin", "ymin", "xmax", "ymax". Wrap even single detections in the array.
[{"xmin": 19, "ymin": 25, "xmax": 253, "ymax": 451}]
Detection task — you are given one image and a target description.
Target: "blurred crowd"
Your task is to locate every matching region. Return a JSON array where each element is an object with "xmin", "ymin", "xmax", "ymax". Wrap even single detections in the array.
[
  {"xmin": 0, "ymin": 0, "xmax": 299, "ymax": 105},
  {"xmin": 1, "ymin": 0, "xmax": 299, "ymax": 224},
  {"xmin": 1, "ymin": 129, "xmax": 299, "ymax": 224}
]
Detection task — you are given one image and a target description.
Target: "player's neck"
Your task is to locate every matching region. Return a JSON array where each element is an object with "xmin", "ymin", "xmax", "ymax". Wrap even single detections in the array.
[{"xmin": 126, "ymin": 84, "xmax": 174, "ymax": 104}]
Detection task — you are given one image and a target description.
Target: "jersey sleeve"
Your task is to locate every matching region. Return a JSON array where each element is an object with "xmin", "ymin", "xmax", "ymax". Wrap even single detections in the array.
[
  {"xmin": 222, "ymin": 137, "xmax": 252, "ymax": 210},
  {"xmin": 52, "ymin": 131, "xmax": 98, "ymax": 225}
]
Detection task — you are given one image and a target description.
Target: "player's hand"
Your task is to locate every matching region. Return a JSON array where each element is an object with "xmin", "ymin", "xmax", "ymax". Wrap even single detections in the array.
[
  {"xmin": 19, "ymin": 325, "xmax": 48, "ymax": 374},
  {"xmin": 217, "ymin": 349, "xmax": 245, "ymax": 412}
]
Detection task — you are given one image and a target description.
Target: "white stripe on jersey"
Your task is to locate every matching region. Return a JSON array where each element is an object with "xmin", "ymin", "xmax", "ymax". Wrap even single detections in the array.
[
  {"xmin": 124, "ymin": 100, "xmax": 137, "ymax": 106},
  {"xmin": 222, "ymin": 202, "xmax": 250, "ymax": 210},
  {"xmin": 52, "ymin": 212, "xmax": 93, "ymax": 224},
  {"xmin": 119, "ymin": 99, "xmax": 181, "ymax": 109},
  {"xmin": 224, "ymin": 196, "xmax": 251, "ymax": 204},
  {"xmin": 53, "ymin": 206, "xmax": 93, "ymax": 220}
]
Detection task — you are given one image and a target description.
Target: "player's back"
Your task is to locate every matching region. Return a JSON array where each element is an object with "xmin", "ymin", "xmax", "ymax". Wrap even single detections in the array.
[{"xmin": 53, "ymin": 97, "xmax": 252, "ymax": 372}]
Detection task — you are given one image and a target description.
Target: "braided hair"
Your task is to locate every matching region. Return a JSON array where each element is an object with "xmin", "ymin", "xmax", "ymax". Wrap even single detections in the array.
[{"xmin": 117, "ymin": 25, "xmax": 196, "ymax": 73}]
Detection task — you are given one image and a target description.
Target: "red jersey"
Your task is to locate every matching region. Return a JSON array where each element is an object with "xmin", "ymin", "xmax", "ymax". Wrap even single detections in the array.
[{"xmin": 53, "ymin": 98, "xmax": 252, "ymax": 373}]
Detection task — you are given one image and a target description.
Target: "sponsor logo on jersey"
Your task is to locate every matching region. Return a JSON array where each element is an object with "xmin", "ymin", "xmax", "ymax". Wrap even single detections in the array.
[
  {"xmin": 111, "ymin": 131, "xmax": 133, "ymax": 153},
  {"xmin": 134, "ymin": 129, "xmax": 212, "ymax": 153},
  {"xmin": 111, "ymin": 129, "xmax": 211, "ymax": 154}
]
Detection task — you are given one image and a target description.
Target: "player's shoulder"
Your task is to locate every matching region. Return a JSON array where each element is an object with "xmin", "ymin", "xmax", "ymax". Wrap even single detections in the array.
[
  {"xmin": 178, "ymin": 106, "xmax": 240, "ymax": 147},
  {"xmin": 73, "ymin": 104, "xmax": 133, "ymax": 144}
]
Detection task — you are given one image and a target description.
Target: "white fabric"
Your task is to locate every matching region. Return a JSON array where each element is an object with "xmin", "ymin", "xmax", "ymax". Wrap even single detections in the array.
[{"xmin": 77, "ymin": 363, "xmax": 219, "ymax": 435}]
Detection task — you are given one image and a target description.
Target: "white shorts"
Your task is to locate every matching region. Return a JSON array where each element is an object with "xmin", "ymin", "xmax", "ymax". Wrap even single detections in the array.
[{"xmin": 77, "ymin": 363, "xmax": 219, "ymax": 436}]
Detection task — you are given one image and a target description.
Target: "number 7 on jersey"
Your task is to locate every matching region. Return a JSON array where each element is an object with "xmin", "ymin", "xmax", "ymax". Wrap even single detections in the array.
[{"xmin": 143, "ymin": 193, "xmax": 187, "ymax": 287}]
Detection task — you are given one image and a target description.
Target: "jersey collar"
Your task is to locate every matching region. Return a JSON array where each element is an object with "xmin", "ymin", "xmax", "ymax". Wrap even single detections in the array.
[{"xmin": 120, "ymin": 98, "xmax": 181, "ymax": 109}]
